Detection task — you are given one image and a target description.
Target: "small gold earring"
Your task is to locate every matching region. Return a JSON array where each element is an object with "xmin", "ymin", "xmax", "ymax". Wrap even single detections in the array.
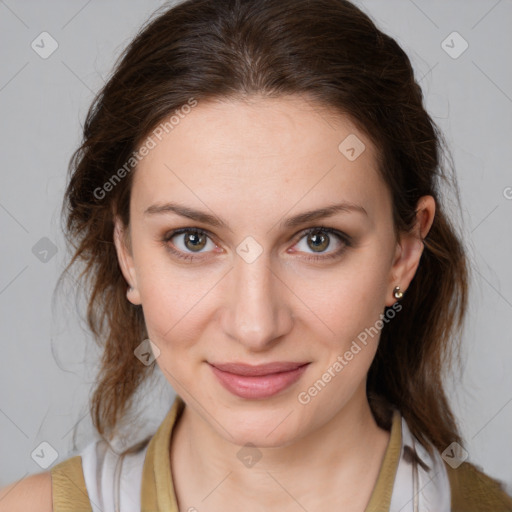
[{"xmin": 393, "ymin": 286, "xmax": 403, "ymax": 300}]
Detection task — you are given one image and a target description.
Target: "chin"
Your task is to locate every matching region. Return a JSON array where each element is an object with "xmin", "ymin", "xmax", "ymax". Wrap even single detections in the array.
[
  {"xmin": 230, "ymin": 430, "xmax": 299, "ymax": 450},
  {"xmin": 216, "ymin": 407, "xmax": 307, "ymax": 449}
]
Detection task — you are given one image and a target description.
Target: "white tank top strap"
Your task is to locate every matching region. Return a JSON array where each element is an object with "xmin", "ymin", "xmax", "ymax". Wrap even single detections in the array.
[
  {"xmin": 389, "ymin": 415, "xmax": 451, "ymax": 511},
  {"xmin": 79, "ymin": 438, "xmax": 150, "ymax": 512}
]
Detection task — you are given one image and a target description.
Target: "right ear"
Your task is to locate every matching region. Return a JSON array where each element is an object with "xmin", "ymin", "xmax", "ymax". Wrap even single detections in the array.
[{"xmin": 113, "ymin": 216, "xmax": 142, "ymax": 305}]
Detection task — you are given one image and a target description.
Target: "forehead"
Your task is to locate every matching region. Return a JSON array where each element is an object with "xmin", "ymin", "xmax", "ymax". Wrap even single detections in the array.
[{"xmin": 131, "ymin": 95, "xmax": 389, "ymax": 222}]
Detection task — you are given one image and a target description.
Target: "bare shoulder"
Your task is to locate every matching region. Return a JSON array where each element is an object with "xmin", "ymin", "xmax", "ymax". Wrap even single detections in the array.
[{"xmin": 0, "ymin": 471, "xmax": 53, "ymax": 512}]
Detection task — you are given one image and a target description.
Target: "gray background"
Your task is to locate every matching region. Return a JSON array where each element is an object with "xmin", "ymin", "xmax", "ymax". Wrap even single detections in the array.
[{"xmin": 1, "ymin": 0, "xmax": 511, "ymax": 494}]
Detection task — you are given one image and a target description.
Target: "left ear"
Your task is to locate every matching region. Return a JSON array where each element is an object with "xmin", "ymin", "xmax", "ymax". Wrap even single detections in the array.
[{"xmin": 386, "ymin": 195, "xmax": 436, "ymax": 306}]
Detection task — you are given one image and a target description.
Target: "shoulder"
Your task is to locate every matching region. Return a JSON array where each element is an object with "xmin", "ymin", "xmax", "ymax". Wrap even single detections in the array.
[
  {"xmin": 0, "ymin": 471, "xmax": 53, "ymax": 512},
  {"xmin": 445, "ymin": 460, "xmax": 512, "ymax": 511}
]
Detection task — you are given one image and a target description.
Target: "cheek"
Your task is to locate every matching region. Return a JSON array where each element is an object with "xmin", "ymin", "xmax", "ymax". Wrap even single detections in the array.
[
  {"xmin": 297, "ymin": 260, "xmax": 389, "ymax": 346},
  {"xmin": 140, "ymin": 280, "xmax": 205, "ymax": 348},
  {"xmin": 140, "ymin": 280, "xmax": 206, "ymax": 387},
  {"xmin": 131, "ymin": 238, "xmax": 205, "ymax": 333}
]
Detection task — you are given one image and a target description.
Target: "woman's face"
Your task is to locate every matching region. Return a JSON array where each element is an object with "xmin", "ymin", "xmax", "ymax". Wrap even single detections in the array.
[{"xmin": 114, "ymin": 95, "xmax": 427, "ymax": 447}]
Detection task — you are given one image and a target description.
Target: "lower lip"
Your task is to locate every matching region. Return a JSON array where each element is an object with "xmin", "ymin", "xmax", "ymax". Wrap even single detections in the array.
[{"xmin": 209, "ymin": 363, "xmax": 310, "ymax": 399}]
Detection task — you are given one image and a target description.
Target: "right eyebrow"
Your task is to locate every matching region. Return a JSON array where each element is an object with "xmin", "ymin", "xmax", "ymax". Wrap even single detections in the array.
[{"xmin": 144, "ymin": 202, "xmax": 228, "ymax": 229}]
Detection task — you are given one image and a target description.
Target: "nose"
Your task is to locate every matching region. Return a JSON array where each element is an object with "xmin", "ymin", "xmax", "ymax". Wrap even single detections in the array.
[{"xmin": 221, "ymin": 249, "xmax": 294, "ymax": 351}]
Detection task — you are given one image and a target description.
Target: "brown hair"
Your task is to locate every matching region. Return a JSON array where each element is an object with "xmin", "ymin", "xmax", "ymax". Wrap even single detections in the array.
[{"xmin": 59, "ymin": 0, "xmax": 469, "ymax": 457}]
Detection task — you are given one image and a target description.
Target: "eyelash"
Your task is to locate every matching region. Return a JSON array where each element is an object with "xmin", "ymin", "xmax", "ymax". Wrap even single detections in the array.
[{"xmin": 161, "ymin": 226, "xmax": 352, "ymax": 262}]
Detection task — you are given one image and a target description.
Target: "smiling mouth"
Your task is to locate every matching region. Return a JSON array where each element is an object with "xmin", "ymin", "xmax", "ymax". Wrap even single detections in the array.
[{"xmin": 208, "ymin": 361, "xmax": 310, "ymax": 399}]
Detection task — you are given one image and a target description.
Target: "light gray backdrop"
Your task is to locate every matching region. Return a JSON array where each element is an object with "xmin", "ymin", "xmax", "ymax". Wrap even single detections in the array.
[{"xmin": 1, "ymin": 0, "xmax": 511, "ymax": 494}]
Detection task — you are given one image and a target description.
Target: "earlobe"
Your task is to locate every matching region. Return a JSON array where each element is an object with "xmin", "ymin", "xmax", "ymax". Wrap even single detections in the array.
[{"xmin": 113, "ymin": 217, "xmax": 142, "ymax": 305}]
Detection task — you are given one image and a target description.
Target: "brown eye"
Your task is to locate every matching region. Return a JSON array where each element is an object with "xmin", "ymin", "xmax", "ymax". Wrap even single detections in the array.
[
  {"xmin": 307, "ymin": 230, "xmax": 330, "ymax": 252},
  {"xmin": 182, "ymin": 230, "xmax": 208, "ymax": 252},
  {"xmin": 163, "ymin": 226, "xmax": 351, "ymax": 263},
  {"xmin": 292, "ymin": 226, "xmax": 351, "ymax": 262},
  {"xmin": 164, "ymin": 228, "xmax": 215, "ymax": 260}
]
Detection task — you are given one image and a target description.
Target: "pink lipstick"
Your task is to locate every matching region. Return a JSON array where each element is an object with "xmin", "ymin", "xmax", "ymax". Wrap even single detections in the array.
[{"xmin": 208, "ymin": 361, "xmax": 310, "ymax": 399}]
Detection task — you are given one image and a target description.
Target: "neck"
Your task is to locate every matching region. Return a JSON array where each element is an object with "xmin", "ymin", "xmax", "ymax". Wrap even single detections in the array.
[{"xmin": 170, "ymin": 384, "xmax": 391, "ymax": 510}]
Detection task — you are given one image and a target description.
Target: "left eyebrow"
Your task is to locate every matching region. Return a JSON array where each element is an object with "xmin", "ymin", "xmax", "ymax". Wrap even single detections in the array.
[
  {"xmin": 143, "ymin": 201, "xmax": 368, "ymax": 229},
  {"xmin": 281, "ymin": 202, "xmax": 368, "ymax": 228}
]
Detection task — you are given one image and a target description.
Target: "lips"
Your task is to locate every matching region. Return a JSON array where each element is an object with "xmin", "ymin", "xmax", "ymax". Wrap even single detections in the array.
[
  {"xmin": 208, "ymin": 361, "xmax": 310, "ymax": 399},
  {"xmin": 210, "ymin": 361, "xmax": 309, "ymax": 376}
]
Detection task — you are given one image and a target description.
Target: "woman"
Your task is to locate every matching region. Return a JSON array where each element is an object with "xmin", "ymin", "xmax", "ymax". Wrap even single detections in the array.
[{"xmin": 2, "ymin": 0, "xmax": 511, "ymax": 510}]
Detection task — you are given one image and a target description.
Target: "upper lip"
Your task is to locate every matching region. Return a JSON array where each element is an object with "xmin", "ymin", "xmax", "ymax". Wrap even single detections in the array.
[{"xmin": 209, "ymin": 361, "xmax": 310, "ymax": 376}]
